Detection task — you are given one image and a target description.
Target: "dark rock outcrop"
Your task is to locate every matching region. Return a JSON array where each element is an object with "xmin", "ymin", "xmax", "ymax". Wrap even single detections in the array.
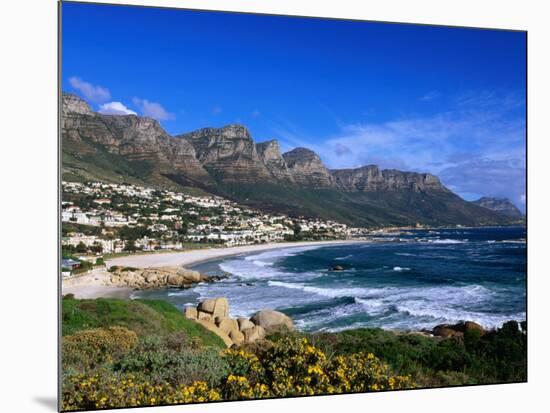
[{"xmin": 433, "ymin": 321, "xmax": 486, "ymax": 338}]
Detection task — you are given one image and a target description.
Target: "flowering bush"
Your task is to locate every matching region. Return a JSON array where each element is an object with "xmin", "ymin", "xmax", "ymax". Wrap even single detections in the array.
[
  {"xmin": 62, "ymin": 326, "xmax": 138, "ymax": 371},
  {"xmin": 62, "ymin": 335, "xmax": 415, "ymax": 410},
  {"xmin": 222, "ymin": 348, "xmax": 265, "ymax": 380},
  {"xmin": 62, "ymin": 373, "xmax": 221, "ymax": 410},
  {"xmin": 218, "ymin": 337, "xmax": 414, "ymax": 400},
  {"xmin": 222, "ymin": 375, "xmax": 271, "ymax": 400}
]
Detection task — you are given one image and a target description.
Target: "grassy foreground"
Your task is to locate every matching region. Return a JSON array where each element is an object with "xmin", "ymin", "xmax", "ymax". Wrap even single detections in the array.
[
  {"xmin": 62, "ymin": 297, "xmax": 225, "ymax": 347},
  {"xmin": 61, "ymin": 297, "xmax": 526, "ymax": 411}
]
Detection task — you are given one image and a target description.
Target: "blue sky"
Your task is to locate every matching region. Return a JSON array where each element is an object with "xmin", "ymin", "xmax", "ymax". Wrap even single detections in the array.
[{"xmin": 61, "ymin": 2, "xmax": 526, "ymax": 210}]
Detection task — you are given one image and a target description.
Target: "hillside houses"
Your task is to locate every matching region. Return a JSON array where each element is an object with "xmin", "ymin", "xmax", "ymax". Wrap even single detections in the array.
[{"xmin": 61, "ymin": 181, "xmax": 361, "ymax": 252}]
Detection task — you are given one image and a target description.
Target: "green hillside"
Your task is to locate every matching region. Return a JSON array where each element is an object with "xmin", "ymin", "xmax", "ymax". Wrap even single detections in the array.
[
  {"xmin": 62, "ymin": 137, "xmax": 210, "ymax": 196},
  {"xmin": 62, "ymin": 296, "xmax": 226, "ymax": 348},
  {"xmin": 217, "ymin": 182, "xmax": 511, "ymax": 227}
]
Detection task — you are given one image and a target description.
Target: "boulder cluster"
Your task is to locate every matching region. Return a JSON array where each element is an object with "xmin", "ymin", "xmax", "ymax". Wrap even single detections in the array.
[
  {"xmin": 432, "ymin": 321, "xmax": 486, "ymax": 338},
  {"xmin": 184, "ymin": 297, "xmax": 294, "ymax": 347},
  {"xmin": 107, "ymin": 266, "xmax": 222, "ymax": 290}
]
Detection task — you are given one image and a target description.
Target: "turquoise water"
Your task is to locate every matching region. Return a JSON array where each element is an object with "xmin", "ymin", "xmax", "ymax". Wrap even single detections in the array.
[{"xmin": 136, "ymin": 227, "xmax": 526, "ymax": 332}]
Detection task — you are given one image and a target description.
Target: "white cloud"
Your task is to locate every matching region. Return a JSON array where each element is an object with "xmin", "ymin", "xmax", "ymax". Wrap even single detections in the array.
[
  {"xmin": 305, "ymin": 91, "xmax": 526, "ymax": 210},
  {"xmin": 98, "ymin": 101, "xmax": 137, "ymax": 116},
  {"xmin": 420, "ymin": 90, "xmax": 440, "ymax": 101},
  {"xmin": 133, "ymin": 98, "xmax": 175, "ymax": 121},
  {"xmin": 212, "ymin": 105, "xmax": 223, "ymax": 115},
  {"xmin": 69, "ymin": 76, "xmax": 111, "ymax": 103},
  {"xmin": 439, "ymin": 158, "xmax": 526, "ymax": 210},
  {"xmin": 318, "ymin": 91, "xmax": 525, "ymax": 173}
]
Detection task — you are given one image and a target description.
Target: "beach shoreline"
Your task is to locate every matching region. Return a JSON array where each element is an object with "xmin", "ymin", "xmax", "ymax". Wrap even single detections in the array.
[
  {"xmin": 105, "ymin": 239, "xmax": 366, "ymax": 269},
  {"xmin": 61, "ymin": 268, "xmax": 134, "ymax": 299},
  {"xmin": 62, "ymin": 240, "xmax": 366, "ymax": 300}
]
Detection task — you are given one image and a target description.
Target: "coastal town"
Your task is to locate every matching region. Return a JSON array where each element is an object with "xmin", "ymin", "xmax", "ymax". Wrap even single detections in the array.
[{"xmin": 62, "ymin": 181, "xmax": 371, "ymax": 274}]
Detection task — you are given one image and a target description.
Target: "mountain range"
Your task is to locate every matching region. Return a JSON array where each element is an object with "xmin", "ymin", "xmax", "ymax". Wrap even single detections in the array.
[{"xmin": 61, "ymin": 93, "xmax": 522, "ymax": 227}]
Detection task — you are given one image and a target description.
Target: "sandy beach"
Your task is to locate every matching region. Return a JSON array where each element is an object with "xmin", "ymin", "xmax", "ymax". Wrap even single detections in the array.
[
  {"xmin": 105, "ymin": 240, "xmax": 365, "ymax": 269},
  {"xmin": 62, "ymin": 240, "xmax": 365, "ymax": 299},
  {"xmin": 62, "ymin": 268, "xmax": 134, "ymax": 299}
]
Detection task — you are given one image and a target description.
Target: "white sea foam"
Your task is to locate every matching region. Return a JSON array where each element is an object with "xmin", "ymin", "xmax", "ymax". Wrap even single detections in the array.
[
  {"xmin": 251, "ymin": 260, "xmax": 271, "ymax": 267},
  {"xmin": 394, "ymin": 302, "xmax": 525, "ymax": 329},
  {"xmin": 335, "ymin": 254, "xmax": 353, "ymax": 260},
  {"xmin": 267, "ymin": 280, "xmax": 512, "ymax": 328},
  {"xmin": 243, "ymin": 245, "xmax": 323, "ymax": 262},
  {"xmin": 354, "ymin": 297, "xmax": 387, "ymax": 315},
  {"xmin": 267, "ymin": 280, "xmax": 371, "ymax": 299},
  {"xmin": 294, "ymin": 302, "xmax": 361, "ymax": 331},
  {"xmin": 167, "ymin": 291, "xmax": 187, "ymax": 297},
  {"xmin": 427, "ymin": 239, "xmax": 467, "ymax": 244},
  {"xmin": 168, "ymin": 237, "xmax": 525, "ymax": 332},
  {"xmin": 220, "ymin": 259, "xmax": 289, "ymax": 280},
  {"xmin": 220, "ymin": 246, "xmax": 327, "ymax": 280}
]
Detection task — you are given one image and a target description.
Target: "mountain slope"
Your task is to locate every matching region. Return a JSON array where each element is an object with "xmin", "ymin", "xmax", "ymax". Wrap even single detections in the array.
[
  {"xmin": 255, "ymin": 140, "xmax": 295, "ymax": 183},
  {"xmin": 472, "ymin": 197, "xmax": 525, "ymax": 220},
  {"xmin": 61, "ymin": 93, "xmax": 515, "ymax": 227},
  {"xmin": 218, "ymin": 182, "xmax": 509, "ymax": 227},
  {"xmin": 176, "ymin": 125, "xmax": 273, "ymax": 183},
  {"xmin": 62, "ymin": 93, "xmax": 212, "ymax": 191},
  {"xmin": 282, "ymin": 148, "xmax": 335, "ymax": 187}
]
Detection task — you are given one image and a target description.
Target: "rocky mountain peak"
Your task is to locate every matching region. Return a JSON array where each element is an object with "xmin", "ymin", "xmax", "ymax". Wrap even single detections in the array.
[
  {"xmin": 283, "ymin": 147, "xmax": 321, "ymax": 166},
  {"xmin": 380, "ymin": 169, "xmax": 445, "ymax": 191},
  {"xmin": 332, "ymin": 166, "xmax": 446, "ymax": 192},
  {"xmin": 183, "ymin": 124, "xmax": 252, "ymax": 143},
  {"xmin": 62, "ymin": 93, "xmax": 518, "ymax": 227},
  {"xmin": 472, "ymin": 197, "xmax": 524, "ymax": 219},
  {"xmin": 177, "ymin": 125, "xmax": 271, "ymax": 183},
  {"xmin": 61, "ymin": 92, "xmax": 211, "ymax": 185},
  {"xmin": 220, "ymin": 124, "xmax": 252, "ymax": 139},
  {"xmin": 62, "ymin": 92, "xmax": 93, "ymax": 115},
  {"xmin": 256, "ymin": 139, "xmax": 282, "ymax": 160},
  {"xmin": 256, "ymin": 140, "xmax": 294, "ymax": 183},
  {"xmin": 282, "ymin": 147, "xmax": 334, "ymax": 187}
]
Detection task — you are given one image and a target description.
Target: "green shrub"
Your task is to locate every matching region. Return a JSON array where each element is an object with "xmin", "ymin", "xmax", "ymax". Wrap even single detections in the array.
[
  {"xmin": 116, "ymin": 335, "xmax": 230, "ymax": 387},
  {"xmin": 312, "ymin": 324, "xmax": 527, "ymax": 386}
]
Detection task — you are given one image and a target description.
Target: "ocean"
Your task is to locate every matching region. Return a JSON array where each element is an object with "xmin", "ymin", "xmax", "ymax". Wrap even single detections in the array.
[{"xmin": 135, "ymin": 226, "xmax": 526, "ymax": 332}]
